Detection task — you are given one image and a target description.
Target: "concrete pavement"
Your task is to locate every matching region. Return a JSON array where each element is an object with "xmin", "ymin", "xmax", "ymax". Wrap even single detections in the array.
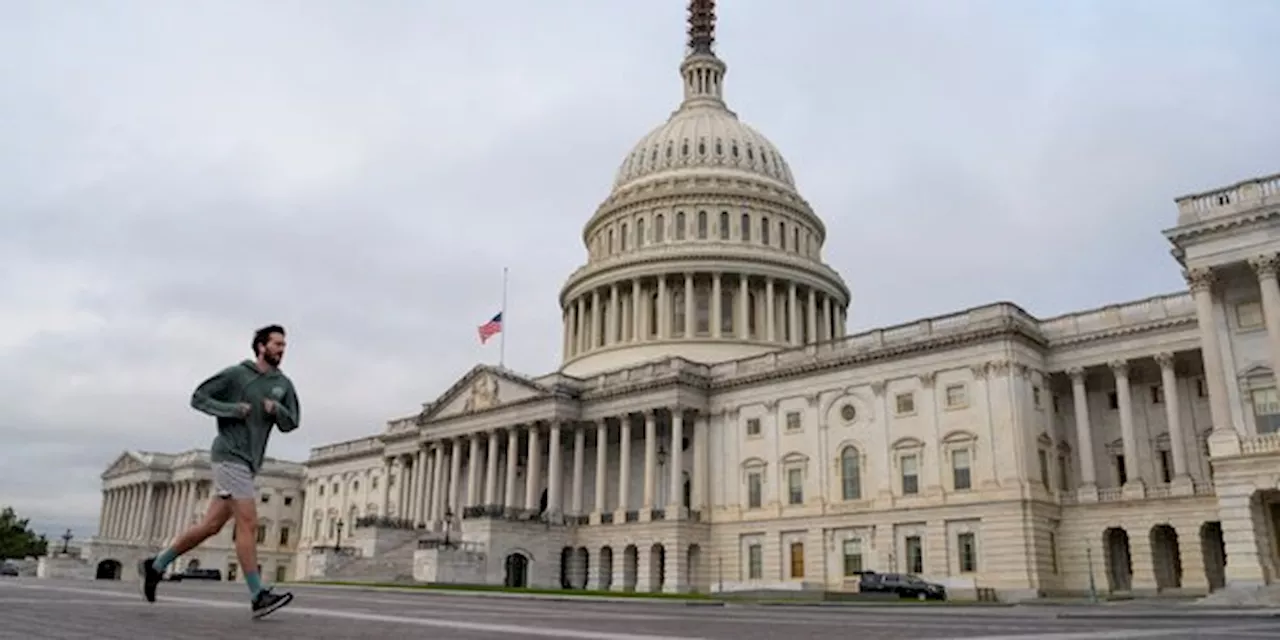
[{"xmin": 3, "ymin": 578, "xmax": 1279, "ymax": 639}]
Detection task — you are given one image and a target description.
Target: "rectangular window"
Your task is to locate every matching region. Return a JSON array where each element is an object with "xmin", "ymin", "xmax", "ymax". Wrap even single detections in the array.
[
  {"xmin": 1033, "ymin": 386, "xmax": 1042, "ymax": 408},
  {"xmin": 747, "ymin": 472, "xmax": 763, "ymax": 508},
  {"xmin": 901, "ymin": 454, "xmax": 919, "ymax": 495},
  {"xmin": 904, "ymin": 535, "xmax": 923, "ymax": 574},
  {"xmin": 789, "ymin": 542, "xmax": 805, "ymax": 578},
  {"xmin": 745, "ymin": 418, "xmax": 761, "ymax": 437},
  {"xmin": 1159, "ymin": 450, "xmax": 1173, "ymax": 483},
  {"xmin": 1038, "ymin": 449, "xmax": 1051, "ymax": 489},
  {"xmin": 719, "ymin": 211, "xmax": 730, "ymax": 240},
  {"xmin": 785, "ymin": 411, "xmax": 801, "ymax": 431},
  {"xmin": 957, "ymin": 532, "xmax": 977, "ymax": 573},
  {"xmin": 787, "ymin": 468, "xmax": 803, "ymax": 505},
  {"xmin": 1151, "ymin": 385, "xmax": 1164, "ymax": 404},
  {"xmin": 1251, "ymin": 387, "xmax": 1280, "ymax": 434},
  {"xmin": 256, "ymin": 525, "xmax": 267, "ymax": 544},
  {"xmin": 260, "ymin": 494, "xmax": 270, "ymax": 504},
  {"xmin": 951, "ymin": 449, "xmax": 971, "ymax": 491},
  {"xmin": 895, "ymin": 392, "xmax": 915, "ymax": 415},
  {"xmin": 1115, "ymin": 454, "xmax": 1127, "ymax": 485},
  {"xmin": 1057, "ymin": 454, "xmax": 1069, "ymax": 490},
  {"xmin": 747, "ymin": 544, "xmax": 763, "ymax": 579},
  {"xmin": 279, "ymin": 527, "xmax": 291, "ymax": 546},
  {"xmin": 284, "ymin": 496, "xmax": 294, "ymax": 506},
  {"xmin": 945, "ymin": 384, "xmax": 967, "ymax": 408},
  {"xmin": 842, "ymin": 538, "xmax": 864, "ymax": 576},
  {"xmin": 275, "ymin": 565, "xmax": 288, "ymax": 583}
]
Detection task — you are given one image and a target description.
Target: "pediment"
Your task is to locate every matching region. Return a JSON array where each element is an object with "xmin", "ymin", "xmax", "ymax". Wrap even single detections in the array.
[
  {"xmin": 418, "ymin": 364, "xmax": 550, "ymax": 423},
  {"xmin": 1239, "ymin": 364, "xmax": 1273, "ymax": 380},
  {"xmin": 101, "ymin": 451, "xmax": 145, "ymax": 479}
]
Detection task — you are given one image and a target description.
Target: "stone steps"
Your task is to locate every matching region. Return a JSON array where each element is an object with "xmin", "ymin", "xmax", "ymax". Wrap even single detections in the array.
[{"xmin": 325, "ymin": 536, "xmax": 422, "ymax": 582}]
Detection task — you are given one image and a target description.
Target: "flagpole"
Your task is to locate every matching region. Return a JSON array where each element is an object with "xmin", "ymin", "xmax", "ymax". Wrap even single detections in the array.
[{"xmin": 499, "ymin": 266, "xmax": 508, "ymax": 369}]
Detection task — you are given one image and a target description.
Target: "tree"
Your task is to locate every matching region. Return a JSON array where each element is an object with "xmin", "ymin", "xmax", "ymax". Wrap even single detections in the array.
[{"xmin": 0, "ymin": 507, "xmax": 48, "ymax": 560}]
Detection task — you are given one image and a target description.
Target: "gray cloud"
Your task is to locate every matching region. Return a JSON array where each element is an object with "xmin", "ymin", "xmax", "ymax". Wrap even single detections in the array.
[{"xmin": 3, "ymin": 0, "xmax": 1279, "ymax": 536}]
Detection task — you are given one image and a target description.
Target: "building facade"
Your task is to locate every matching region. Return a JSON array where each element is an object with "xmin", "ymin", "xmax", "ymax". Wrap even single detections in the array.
[
  {"xmin": 293, "ymin": 2, "xmax": 1280, "ymax": 600},
  {"xmin": 83, "ymin": 450, "xmax": 306, "ymax": 583}
]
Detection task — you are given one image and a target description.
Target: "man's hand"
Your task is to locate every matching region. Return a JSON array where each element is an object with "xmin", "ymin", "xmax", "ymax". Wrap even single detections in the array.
[
  {"xmin": 263, "ymin": 399, "xmax": 276, "ymax": 415},
  {"xmin": 236, "ymin": 402, "xmax": 252, "ymax": 417}
]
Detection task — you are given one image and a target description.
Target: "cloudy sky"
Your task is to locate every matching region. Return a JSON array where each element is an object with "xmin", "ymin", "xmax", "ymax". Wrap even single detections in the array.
[{"xmin": 3, "ymin": 0, "xmax": 1279, "ymax": 538}]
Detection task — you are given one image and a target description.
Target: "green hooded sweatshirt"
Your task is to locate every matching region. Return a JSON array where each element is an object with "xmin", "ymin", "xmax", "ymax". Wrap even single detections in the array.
[{"xmin": 190, "ymin": 359, "xmax": 300, "ymax": 474}]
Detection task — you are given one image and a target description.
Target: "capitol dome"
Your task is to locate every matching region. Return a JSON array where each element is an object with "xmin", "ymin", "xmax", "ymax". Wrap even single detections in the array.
[{"xmin": 558, "ymin": 0, "xmax": 851, "ymax": 378}]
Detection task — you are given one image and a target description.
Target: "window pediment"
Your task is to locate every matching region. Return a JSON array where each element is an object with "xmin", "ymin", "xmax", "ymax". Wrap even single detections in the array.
[
  {"xmin": 781, "ymin": 451, "xmax": 809, "ymax": 465},
  {"xmin": 941, "ymin": 430, "xmax": 978, "ymax": 445},
  {"xmin": 1037, "ymin": 433, "xmax": 1054, "ymax": 447},
  {"xmin": 891, "ymin": 436, "xmax": 926, "ymax": 451},
  {"xmin": 741, "ymin": 456, "xmax": 767, "ymax": 470}
]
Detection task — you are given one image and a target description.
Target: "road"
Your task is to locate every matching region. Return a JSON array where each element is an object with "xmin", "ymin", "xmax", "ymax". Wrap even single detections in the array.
[{"xmin": 2, "ymin": 578, "xmax": 1279, "ymax": 640}]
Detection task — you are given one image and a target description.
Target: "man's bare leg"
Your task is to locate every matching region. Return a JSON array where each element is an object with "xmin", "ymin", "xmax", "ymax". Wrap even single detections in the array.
[
  {"xmin": 140, "ymin": 498, "xmax": 232, "ymax": 602},
  {"xmin": 228, "ymin": 497, "xmax": 262, "ymax": 596}
]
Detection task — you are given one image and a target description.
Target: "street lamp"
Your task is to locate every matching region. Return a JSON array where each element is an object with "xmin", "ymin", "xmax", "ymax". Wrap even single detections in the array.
[
  {"xmin": 443, "ymin": 507, "xmax": 455, "ymax": 548},
  {"xmin": 334, "ymin": 520, "xmax": 344, "ymax": 553},
  {"xmin": 61, "ymin": 529, "xmax": 73, "ymax": 555}
]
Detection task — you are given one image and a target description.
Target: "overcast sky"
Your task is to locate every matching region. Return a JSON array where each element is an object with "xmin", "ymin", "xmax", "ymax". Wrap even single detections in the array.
[{"xmin": 2, "ymin": 0, "xmax": 1278, "ymax": 539}]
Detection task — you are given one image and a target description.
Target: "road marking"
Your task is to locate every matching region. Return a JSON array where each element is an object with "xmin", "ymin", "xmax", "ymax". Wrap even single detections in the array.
[
  {"xmin": 0, "ymin": 597, "xmax": 153, "ymax": 607},
  {"xmin": 948, "ymin": 625, "xmax": 1280, "ymax": 640},
  {"xmin": 0, "ymin": 582, "xmax": 705, "ymax": 640}
]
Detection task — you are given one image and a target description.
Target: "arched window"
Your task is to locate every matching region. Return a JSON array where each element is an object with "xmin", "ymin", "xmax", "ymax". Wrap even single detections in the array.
[
  {"xmin": 740, "ymin": 213, "xmax": 751, "ymax": 242},
  {"xmin": 675, "ymin": 212, "xmax": 686, "ymax": 240},
  {"xmin": 649, "ymin": 292, "xmax": 659, "ymax": 337},
  {"xmin": 841, "ymin": 447, "xmax": 862, "ymax": 501},
  {"xmin": 760, "ymin": 217, "xmax": 770, "ymax": 245},
  {"xmin": 620, "ymin": 223, "xmax": 629, "ymax": 251},
  {"xmin": 673, "ymin": 288, "xmax": 687, "ymax": 337},
  {"xmin": 697, "ymin": 211, "xmax": 708, "ymax": 239},
  {"xmin": 636, "ymin": 219, "xmax": 646, "ymax": 246},
  {"xmin": 719, "ymin": 211, "xmax": 729, "ymax": 240},
  {"xmin": 655, "ymin": 214, "xmax": 665, "ymax": 243}
]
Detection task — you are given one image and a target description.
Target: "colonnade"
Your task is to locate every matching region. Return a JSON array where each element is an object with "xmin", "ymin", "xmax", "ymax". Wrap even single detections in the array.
[
  {"xmin": 561, "ymin": 273, "xmax": 846, "ymax": 360},
  {"xmin": 99, "ymin": 480, "xmax": 202, "ymax": 543},
  {"xmin": 381, "ymin": 408, "xmax": 711, "ymax": 528}
]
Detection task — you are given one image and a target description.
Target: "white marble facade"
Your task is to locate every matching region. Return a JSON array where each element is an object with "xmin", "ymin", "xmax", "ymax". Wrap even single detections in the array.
[{"xmin": 83, "ymin": 450, "xmax": 305, "ymax": 584}]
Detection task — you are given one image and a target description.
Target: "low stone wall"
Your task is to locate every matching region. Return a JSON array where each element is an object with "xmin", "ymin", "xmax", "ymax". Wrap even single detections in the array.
[{"xmin": 36, "ymin": 554, "xmax": 93, "ymax": 580}]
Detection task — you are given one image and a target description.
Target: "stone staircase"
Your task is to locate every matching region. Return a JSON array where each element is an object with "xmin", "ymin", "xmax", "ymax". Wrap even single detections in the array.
[
  {"xmin": 322, "ymin": 534, "xmax": 424, "ymax": 583},
  {"xmin": 1195, "ymin": 584, "xmax": 1280, "ymax": 607}
]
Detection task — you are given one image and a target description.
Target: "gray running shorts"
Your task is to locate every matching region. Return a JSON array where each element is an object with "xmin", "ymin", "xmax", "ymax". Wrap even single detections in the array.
[{"xmin": 212, "ymin": 461, "xmax": 256, "ymax": 500}]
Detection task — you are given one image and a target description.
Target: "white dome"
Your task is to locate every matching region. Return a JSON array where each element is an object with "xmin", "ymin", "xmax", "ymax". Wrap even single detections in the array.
[{"xmin": 611, "ymin": 105, "xmax": 796, "ymax": 191}]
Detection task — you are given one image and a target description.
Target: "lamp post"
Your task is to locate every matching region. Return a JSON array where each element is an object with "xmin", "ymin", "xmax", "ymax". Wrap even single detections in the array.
[
  {"xmin": 61, "ymin": 529, "xmax": 73, "ymax": 555},
  {"xmin": 656, "ymin": 444, "xmax": 668, "ymax": 507},
  {"xmin": 334, "ymin": 520, "xmax": 344, "ymax": 553},
  {"xmin": 443, "ymin": 507, "xmax": 455, "ymax": 548},
  {"xmin": 1086, "ymin": 545, "xmax": 1098, "ymax": 603}
]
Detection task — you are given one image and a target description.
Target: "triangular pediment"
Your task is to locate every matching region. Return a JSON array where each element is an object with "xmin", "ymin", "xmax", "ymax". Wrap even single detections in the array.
[
  {"xmin": 418, "ymin": 364, "xmax": 551, "ymax": 423},
  {"xmin": 1239, "ymin": 364, "xmax": 1274, "ymax": 380},
  {"xmin": 101, "ymin": 451, "xmax": 145, "ymax": 479}
]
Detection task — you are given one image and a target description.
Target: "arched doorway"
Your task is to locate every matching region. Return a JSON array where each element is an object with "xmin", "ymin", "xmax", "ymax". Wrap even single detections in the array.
[
  {"xmin": 598, "ymin": 546, "xmax": 614, "ymax": 591},
  {"xmin": 504, "ymin": 553, "xmax": 529, "ymax": 588},
  {"xmin": 682, "ymin": 472, "xmax": 692, "ymax": 510},
  {"xmin": 649, "ymin": 543, "xmax": 666, "ymax": 592},
  {"xmin": 623, "ymin": 545, "xmax": 639, "ymax": 591},
  {"xmin": 687, "ymin": 544, "xmax": 702, "ymax": 593},
  {"xmin": 1149, "ymin": 524, "xmax": 1183, "ymax": 591},
  {"xmin": 95, "ymin": 559, "xmax": 122, "ymax": 580},
  {"xmin": 1103, "ymin": 527, "xmax": 1133, "ymax": 592},
  {"xmin": 185, "ymin": 559, "xmax": 200, "ymax": 572},
  {"xmin": 574, "ymin": 547, "xmax": 590, "ymax": 590},
  {"xmin": 1200, "ymin": 521, "xmax": 1226, "ymax": 591},
  {"xmin": 539, "ymin": 489, "xmax": 548, "ymax": 514},
  {"xmin": 559, "ymin": 547, "xmax": 573, "ymax": 589}
]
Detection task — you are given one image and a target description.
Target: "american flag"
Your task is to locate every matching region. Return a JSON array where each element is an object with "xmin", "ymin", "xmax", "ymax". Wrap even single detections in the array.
[{"xmin": 477, "ymin": 312, "xmax": 503, "ymax": 344}]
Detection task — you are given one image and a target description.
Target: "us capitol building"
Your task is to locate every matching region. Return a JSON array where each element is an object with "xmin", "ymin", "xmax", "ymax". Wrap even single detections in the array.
[{"xmin": 81, "ymin": 1, "xmax": 1280, "ymax": 602}]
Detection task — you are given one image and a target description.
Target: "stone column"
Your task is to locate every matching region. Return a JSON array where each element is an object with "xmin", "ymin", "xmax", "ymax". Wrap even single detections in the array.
[
  {"xmin": 657, "ymin": 277, "xmax": 668, "ymax": 339},
  {"xmin": 1186, "ymin": 268, "xmax": 1235, "ymax": 438},
  {"xmin": 426, "ymin": 447, "xmax": 441, "ymax": 521},
  {"xmin": 765, "ymin": 278, "xmax": 776, "ymax": 342},
  {"xmin": 1110, "ymin": 360, "xmax": 1144, "ymax": 496},
  {"xmin": 693, "ymin": 412, "xmax": 709, "ymax": 512},
  {"xmin": 418, "ymin": 448, "xmax": 433, "ymax": 524},
  {"xmin": 524, "ymin": 424, "xmax": 542, "ymax": 511},
  {"xmin": 1250, "ymin": 255, "xmax": 1280, "ymax": 385},
  {"xmin": 643, "ymin": 411, "xmax": 657, "ymax": 511},
  {"xmin": 668, "ymin": 409, "xmax": 685, "ymax": 516},
  {"xmin": 1218, "ymin": 483, "xmax": 1269, "ymax": 588},
  {"xmin": 711, "ymin": 273, "xmax": 722, "ymax": 339},
  {"xmin": 466, "ymin": 434, "xmax": 482, "ymax": 508},
  {"xmin": 448, "ymin": 439, "xmax": 463, "ymax": 514},
  {"xmin": 141, "ymin": 483, "xmax": 155, "ymax": 542},
  {"xmin": 589, "ymin": 289, "xmax": 600, "ymax": 350},
  {"xmin": 616, "ymin": 416, "xmax": 632, "ymax": 518},
  {"xmin": 788, "ymin": 281, "xmax": 799, "ymax": 345},
  {"xmin": 806, "ymin": 288, "xmax": 817, "ymax": 344},
  {"xmin": 505, "ymin": 428, "xmax": 519, "ymax": 511},
  {"xmin": 547, "ymin": 423, "xmax": 564, "ymax": 518},
  {"xmin": 485, "ymin": 431, "xmax": 500, "ymax": 506},
  {"xmin": 379, "ymin": 458, "xmax": 392, "ymax": 516},
  {"xmin": 632, "ymin": 279, "xmax": 643, "ymax": 342},
  {"xmin": 738, "ymin": 275, "xmax": 750, "ymax": 340},
  {"xmin": 1068, "ymin": 367, "xmax": 1098, "ymax": 500},
  {"xmin": 822, "ymin": 295, "xmax": 833, "ymax": 342},
  {"xmin": 683, "ymin": 273, "xmax": 695, "ymax": 337},
  {"xmin": 571, "ymin": 425, "xmax": 586, "ymax": 515},
  {"xmin": 97, "ymin": 491, "xmax": 108, "ymax": 536},
  {"xmin": 594, "ymin": 421, "xmax": 608, "ymax": 519},
  {"xmin": 406, "ymin": 453, "xmax": 420, "ymax": 523},
  {"xmin": 178, "ymin": 481, "xmax": 193, "ymax": 534},
  {"xmin": 561, "ymin": 308, "xmax": 571, "ymax": 361},
  {"xmin": 609, "ymin": 284, "xmax": 620, "ymax": 345},
  {"xmin": 1155, "ymin": 353, "xmax": 1192, "ymax": 493},
  {"xmin": 575, "ymin": 297, "xmax": 586, "ymax": 354},
  {"xmin": 117, "ymin": 486, "xmax": 129, "ymax": 539}
]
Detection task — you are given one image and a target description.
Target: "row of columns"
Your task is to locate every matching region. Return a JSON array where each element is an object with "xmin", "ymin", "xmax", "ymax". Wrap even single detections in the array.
[
  {"xmin": 561, "ymin": 273, "xmax": 847, "ymax": 360},
  {"xmin": 99, "ymin": 480, "xmax": 200, "ymax": 543},
  {"xmin": 1067, "ymin": 353, "xmax": 1191, "ymax": 496},
  {"xmin": 380, "ymin": 409, "xmax": 711, "ymax": 528}
]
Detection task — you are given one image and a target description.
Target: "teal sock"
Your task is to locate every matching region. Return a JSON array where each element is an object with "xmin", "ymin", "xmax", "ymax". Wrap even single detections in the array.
[
  {"xmin": 245, "ymin": 571, "xmax": 263, "ymax": 599},
  {"xmin": 152, "ymin": 548, "xmax": 179, "ymax": 573}
]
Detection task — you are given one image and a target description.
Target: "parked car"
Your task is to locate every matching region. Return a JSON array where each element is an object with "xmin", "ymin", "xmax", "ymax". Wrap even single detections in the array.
[
  {"xmin": 859, "ymin": 572, "xmax": 947, "ymax": 601},
  {"xmin": 0, "ymin": 564, "xmax": 18, "ymax": 577},
  {"xmin": 167, "ymin": 568, "xmax": 222, "ymax": 582}
]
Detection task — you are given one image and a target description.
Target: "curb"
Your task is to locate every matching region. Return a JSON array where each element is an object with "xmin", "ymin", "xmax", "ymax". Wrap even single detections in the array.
[{"xmin": 1056, "ymin": 611, "xmax": 1280, "ymax": 620}]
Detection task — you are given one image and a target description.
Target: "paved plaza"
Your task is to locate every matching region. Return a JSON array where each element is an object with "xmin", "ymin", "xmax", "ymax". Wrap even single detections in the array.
[{"xmin": 3, "ymin": 579, "xmax": 1280, "ymax": 640}]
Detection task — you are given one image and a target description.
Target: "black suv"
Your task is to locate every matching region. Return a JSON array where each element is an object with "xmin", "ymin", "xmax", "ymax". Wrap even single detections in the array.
[{"xmin": 859, "ymin": 572, "xmax": 947, "ymax": 601}]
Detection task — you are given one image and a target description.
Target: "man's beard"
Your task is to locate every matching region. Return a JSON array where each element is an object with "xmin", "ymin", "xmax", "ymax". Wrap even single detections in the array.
[{"xmin": 265, "ymin": 352, "xmax": 282, "ymax": 367}]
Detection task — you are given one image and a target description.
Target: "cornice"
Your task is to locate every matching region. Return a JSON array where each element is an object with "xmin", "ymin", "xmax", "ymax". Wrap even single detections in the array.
[
  {"xmin": 585, "ymin": 182, "xmax": 824, "ymax": 241},
  {"xmin": 559, "ymin": 245, "xmax": 850, "ymax": 307},
  {"xmin": 712, "ymin": 318, "xmax": 1044, "ymax": 392},
  {"xmin": 1045, "ymin": 316, "xmax": 1198, "ymax": 349},
  {"xmin": 1162, "ymin": 207, "xmax": 1280, "ymax": 246}
]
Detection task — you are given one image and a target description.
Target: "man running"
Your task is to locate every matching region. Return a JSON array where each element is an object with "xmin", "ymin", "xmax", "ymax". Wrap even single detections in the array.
[{"xmin": 138, "ymin": 324, "xmax": 300, "ymax": 619}]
